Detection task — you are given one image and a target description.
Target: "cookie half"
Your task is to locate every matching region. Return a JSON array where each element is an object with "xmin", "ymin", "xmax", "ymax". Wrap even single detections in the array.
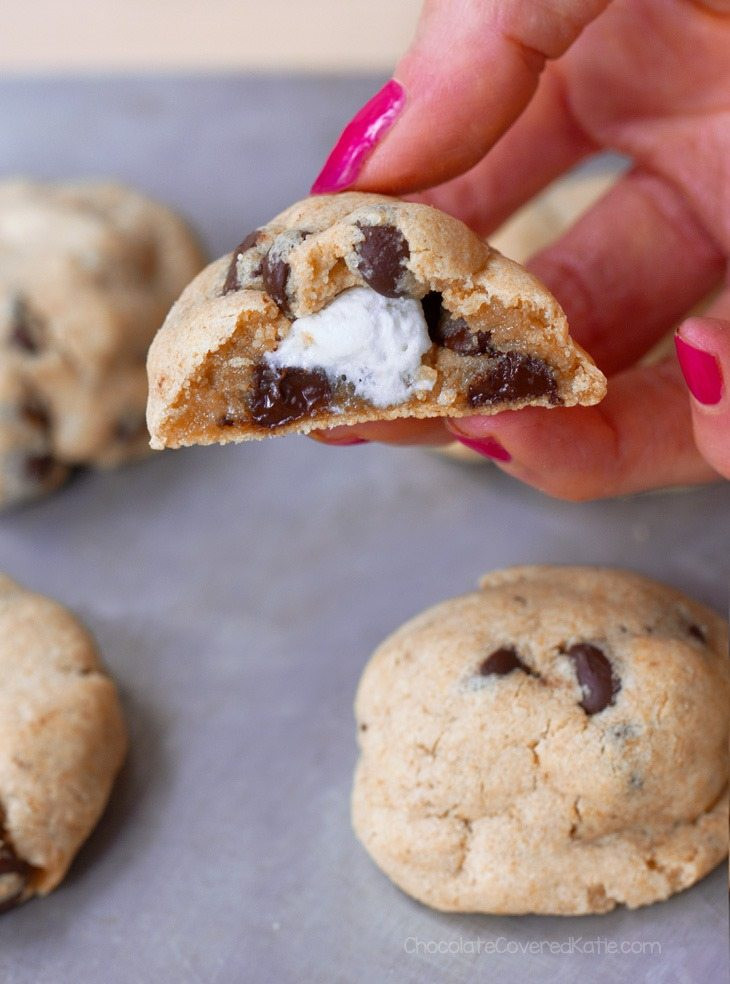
[
  {"xmin": 146, "ymin": 193, "xmax": 606, "ymax": 448},
  {"xmin": 352, "ymin": 566, "xmax": 729, "ymax": 915},
  {"xmin": 0, "ymin": 575, "xmax": 127, "ymax": 911}
]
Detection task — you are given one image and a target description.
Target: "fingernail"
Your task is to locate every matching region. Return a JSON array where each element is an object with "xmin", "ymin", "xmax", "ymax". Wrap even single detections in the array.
[
  {"xmin": 310, "ymin": 79, "xmax": 406, "ymax": 194},
  {"xmin": 675, "ymin": 333, "xmax": 723, "ymax": 405},
  {"xmin": 453, "ymin": 435, "xmax": 512, "ymax": 462}
]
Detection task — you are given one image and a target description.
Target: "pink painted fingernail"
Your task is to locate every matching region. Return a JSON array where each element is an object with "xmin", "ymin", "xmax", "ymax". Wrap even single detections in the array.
[
  {"xmin": 311, "ymin": 79, "xmax": 406, "ymax": 194},
  {"xmin": 675, "ymin": 334, "xmax": 723, "ymax": 405},
  {"xmin": 453, "ymin": 435, "xmax": 512, "ymax": 462}
]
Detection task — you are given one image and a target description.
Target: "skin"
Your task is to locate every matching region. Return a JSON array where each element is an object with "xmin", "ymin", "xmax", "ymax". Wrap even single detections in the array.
[{"xmin": 312, "ymin": 0, "xmax": 730, "ymax": 500}]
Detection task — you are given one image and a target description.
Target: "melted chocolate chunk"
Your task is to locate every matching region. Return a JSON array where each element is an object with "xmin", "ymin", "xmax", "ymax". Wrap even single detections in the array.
[
  {"xmin": 478, "ymin": 646, "xmax": 531, "ymax": 677},
  {"xmin": 9, "ymin": 297, "xmax": 45, "ymax": 354},
  {"xmin": 421, "ymin": 291, "xmax": 443, "ymax": 336},
  {"xmin": 222, "ymin": 230, "xmax": 261, "ymax": 294},
  {"xmin": 353, "ymin": 223, "xmax": 410, "ymax": 297},
  {"xmin": 218, "ymin": 413, "xmax": 238, "ymax": 427},
  {"xmin": 20, "ymin": 398, "xmax": 50, "ymax": 432},
  {"xmin": 25, "ymin": 454, "xmax": 56, "ymax": 483},
  {"xmin": 0, "ymin": 838, "xmax": 29, "ymax": 914},
  {"xmin": 431, "ymin": 314, "xmax": 494, "ymax": 355},
  {"xmin": 249, "ymin": 364, "xmax": 332, "ymax": 428},
  {"xmin": 468, "ymin": 351, "xmax": 559, "ymax": 406},
  {"xmin": 260, "ymin": 230, "xmax": 311, "ymax": 316},
  {"xmin": 687, "ymin": 623, "xmax": 706, "ymax": 644},
  {"xmin": 113, "ymin": 413, "xmax": 148, "ymax": 442},
  {"xmin": 566, "ymin": 643, "xmax": 620, "ymax": 715},
  {"xmin": 261, "ymin": 252, "xmax": 291, "ymax": 314}
]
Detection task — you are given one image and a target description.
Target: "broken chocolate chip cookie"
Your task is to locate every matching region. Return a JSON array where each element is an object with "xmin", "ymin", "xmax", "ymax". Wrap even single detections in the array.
[{"xmin": 146, "ymin": 193, "xmax": 607, "ymax": 449}]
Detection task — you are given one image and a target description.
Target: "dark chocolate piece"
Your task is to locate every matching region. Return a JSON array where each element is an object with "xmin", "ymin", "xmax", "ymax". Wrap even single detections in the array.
[
  {"xmin": 249, "ymin": 364, "xmax": 332, "ymax": 428},
  {"xmin": 222, "ymin": 230, "xmax": 261, "ymax": 294},
  {"xmin": 20, "ymin": 398, "xmax": 50, "ymax": 432},
  {"xmin": 687, "ymin": 623, "xmax": 706, "ymax": 644},
  {"xmin": 478, "ymin": 646, "xmax": 531, "ymax": 677},
  {"xmin": 0, "ymin": 838, "xmax": 29, "ymax": 914},
  {"xmin": 431, "ymin": 314, "xmax": 494, "ymax": 355},
  {"xmin": 353, "ymin": 223, "xmax": 410, "ymax": 297},
  {"xmin": 9, "ymin": 297, "xmax": 44, "ymax": 354},
  {"xmin": 113, "ymin": 413, "xmax": 148, "ymax": 443},
  {"xmin": 421, "ymin": 291, "xmax": 443, "ymax": 336},
  {"xmin": 566, "ymin": 642, "xmax": 620, "ymax": 715},
  {"xmin": 468, "ymin": 351, "xmax": 559, "ymax": 406},
  {"xmin": 261, "ymin": 252, "xmax": 291, "ymax": 314},
  {"xmin": 25, "ymin": 455, "xmax": 56, "ymax": 483},
  {"xmin": 260, "ymin": 230, "xmax": 310, "ymax": 316}
]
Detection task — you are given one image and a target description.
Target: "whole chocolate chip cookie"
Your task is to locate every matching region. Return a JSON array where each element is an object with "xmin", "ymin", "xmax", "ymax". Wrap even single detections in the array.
[
  {"xmin": 352, "ymin": 566, "xmax": 729, "ymax": 915},
  {"xmin": 146, "ymin": 193, "xmax": 606, "ymax": 448},
  {"xmin": 0, "ymin": 575, "xmax": 127, "ymax": 911},
  {"xmin": 0, "ymin": 179, "xmax": 205, "ymax": 508}
]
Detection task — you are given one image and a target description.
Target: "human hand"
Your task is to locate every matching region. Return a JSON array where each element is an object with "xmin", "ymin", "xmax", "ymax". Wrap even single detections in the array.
[{"xmin": 309, "ymin": 0, "xmax": 730, "ymax": 499}]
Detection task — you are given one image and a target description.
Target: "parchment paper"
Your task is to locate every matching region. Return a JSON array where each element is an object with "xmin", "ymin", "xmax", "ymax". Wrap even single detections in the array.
[{"xmin": 0, "ymin": 75, "xmax": 726, "ymax": 984}]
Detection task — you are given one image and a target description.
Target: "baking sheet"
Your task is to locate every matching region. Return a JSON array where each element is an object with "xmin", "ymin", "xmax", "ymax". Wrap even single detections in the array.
[{"xmin": 0, "ymin": 75, "xmax": 727, "ymax": 984}]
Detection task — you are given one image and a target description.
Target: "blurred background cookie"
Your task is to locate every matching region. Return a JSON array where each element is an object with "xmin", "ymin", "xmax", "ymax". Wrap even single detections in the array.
[
  {"xmin": 0, "ymin": 179, "xmax": 206, "ymax": 508},
  {"xmin": 0, "ymin": 574, "xmax": 127, "ymax": 912}
]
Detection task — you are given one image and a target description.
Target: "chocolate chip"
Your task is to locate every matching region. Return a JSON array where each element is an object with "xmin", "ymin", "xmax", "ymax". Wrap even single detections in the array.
[
  {"xmin": 261, "ymin": 230, "xmax": 310, "ymax": 316},
  {"xmin": 478, "ymin": 646, "xmax": 531, "ymax": 677},
  {"xmin": 9, "ymin": 297, "xmax": 45, "ymax": 354},
  {"xmin": 218, "ymin": 413, "xmax": 238, "ymax": 427},
  {"xmin": 353, "ymin": 223, "xmax": 410, "ymax": 297},
  {"xmin": 113, "ymin": 413, "xmax": 148, "ymax": 442},
  {"xmin": 468, "ymin": 351, "xmax": 559, "ymax": 406},
  {"xmin": 0, "ymin": 838, "xmax": 29, "ymax": 914},
  {"xmin": 261, "ymin": 253, "xmax": 291, "ymax": 314},
  {"xmin": 430, "ymin": 314, "xmax": 494, "ymax": 356},
  {"xmin": 222, "ymin": 230, "xmax": 261, "ymax": 295},
  {"xmin": 25, "ymin": 455, "xmax": 56, "ymax": 483},
  {"xmin": 687, "ymin": 623, "xmax": 706, "ymax": 644},
  {"xmin": 566, "ymin": 643, "xmax": 620, "ymax": 715},
  {"xmin": 249, "ymin": 364, "xmax": 332, "ymax": 428},
  {"xmin": 421, "ymin": 291, "xmax": 443, "ymax": 335},
  {"xmin": 20, "ymin": 398, "xmax": 50, "ymax": 432}
]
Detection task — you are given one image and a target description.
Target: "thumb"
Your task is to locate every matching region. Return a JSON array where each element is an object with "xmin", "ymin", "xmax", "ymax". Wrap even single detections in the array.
[
  {"xmin": 675, "ymin": 316, "xmax": 730, "ymax": 480},
  {"xmin": 311, "ymin": 0, "xmax": 610, "ymax": 196}
]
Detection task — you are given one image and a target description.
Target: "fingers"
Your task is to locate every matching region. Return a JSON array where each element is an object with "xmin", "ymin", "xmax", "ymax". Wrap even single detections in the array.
[
  {"xmin": 675, "ymin": 309, "xmax": 730, "ymax": 480},
  {"xmin": 527, "ymin": 169, "xmax": 724, "ymax": 374},
  {"xmin": 311, "ymin": 418, "xmax": 453, "ymax": 446},
  {"xmin": 311, "ymin": 0, "xmax": 610, "ymax": 196},
  {"xmin": 448, "ymin": 358, "xmax": 718, "ymax": 500},
  {"xmin": 407, "ymin": 69, "xmax": 594, "ymax": 234}
]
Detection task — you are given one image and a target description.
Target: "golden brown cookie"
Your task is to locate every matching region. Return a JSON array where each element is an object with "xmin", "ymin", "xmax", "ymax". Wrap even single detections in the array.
[
  {"xmin": 352, "ymin": 566, "xmax": 729, "ymax": 915},
  {"xmin": 0, "ymin": 575, "xmax": 127, "ymax": 911},
  {"xmin": 0, "ymin": 180, "xmax": 206, "ymax": 508},
  {"xmin": 146, "ymin": 193, "xmax": 606, "ymax": 449}
]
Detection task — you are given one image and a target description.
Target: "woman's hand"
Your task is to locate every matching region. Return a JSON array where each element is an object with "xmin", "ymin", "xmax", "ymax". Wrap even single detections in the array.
[{"xmin": 310, "ymin": 0, "xmax": 730, "ymax": 499}]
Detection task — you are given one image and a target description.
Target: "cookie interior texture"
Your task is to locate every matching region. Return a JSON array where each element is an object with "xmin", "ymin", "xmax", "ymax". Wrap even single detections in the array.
[
  {"xmin": 352, "ymin": 566, "xmax": 729, "ymax": 915},
  {"xmin": 146, "ymin": 193, "xmax": 607, "ymax": 448},
  {"xmin": 0, "ymin": 575, "xmax": 127, "ymax": 910},
  {"xmin": 0, "ymin": 179, "xmax": 206, "ymax": 508}
]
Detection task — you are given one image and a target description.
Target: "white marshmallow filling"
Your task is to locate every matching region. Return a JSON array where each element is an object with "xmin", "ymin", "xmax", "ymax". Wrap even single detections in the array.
[{"xmin": 265, "ymin": 286, "xmax": 435, "ymax": 408}]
